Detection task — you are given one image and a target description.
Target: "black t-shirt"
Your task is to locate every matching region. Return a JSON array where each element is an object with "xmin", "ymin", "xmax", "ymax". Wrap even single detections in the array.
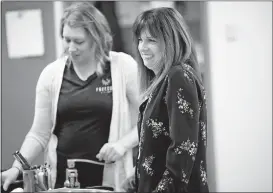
[{"xmin": 53, "ymin": 62, "xmax": 113, "ymax": 188}]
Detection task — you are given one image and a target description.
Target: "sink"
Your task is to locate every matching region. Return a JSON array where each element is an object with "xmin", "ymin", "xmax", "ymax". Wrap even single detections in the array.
[{"xmin": 44, "ymin": 187, "xmax": 113, "ymax": 192}]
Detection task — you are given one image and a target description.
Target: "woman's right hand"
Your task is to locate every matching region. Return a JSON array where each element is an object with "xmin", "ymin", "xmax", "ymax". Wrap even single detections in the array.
[
  {"xmin": 120, "ymin": 169, "xmax": 136, "ymax": 192},
  {"xmin": 1, "ymin": 167, "xmax": 20, "ymax": 191}
]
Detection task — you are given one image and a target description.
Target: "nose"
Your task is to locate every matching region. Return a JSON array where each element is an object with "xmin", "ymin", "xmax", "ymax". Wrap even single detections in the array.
[
  {"xmin": 138, "ymin": 41, "xmax": 149, "ymax": 52},
  {"xmin": 68, "ymin": 42, "xmax": 77, "ymax": 53}
]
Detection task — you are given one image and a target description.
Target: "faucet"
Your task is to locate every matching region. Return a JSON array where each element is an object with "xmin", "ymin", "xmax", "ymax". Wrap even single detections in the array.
[
  {"xmin": 64, "ymin": 159, "xmax": 114, "ymax": 188},
  {"xmin": 13, "ymin": 151, "xmax": 52, "ymax": 192}
]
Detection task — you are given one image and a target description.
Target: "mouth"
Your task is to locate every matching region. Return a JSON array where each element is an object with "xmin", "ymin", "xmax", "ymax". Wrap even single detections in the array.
[
  {"xmin": 70, "ymin": 54, "xmax": 79, "ymax": 59},
  {"xmin": 141, "ymin": 54, "xmax": 153, "ymax": 60}
]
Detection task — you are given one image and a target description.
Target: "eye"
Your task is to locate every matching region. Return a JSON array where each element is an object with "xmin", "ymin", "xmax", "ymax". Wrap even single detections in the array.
[
  {"xmin": 138, "ymin": 38, "xmax": 143, "ymax": 42},
  {"xmin": 64, "ymin": 38, "xmax": 70, "ymax": 43},
  {"xmin": 148, "ymin": 38, "xmax": 157, "ymax": 42},
  {"xmin": 75, "ymin": 41, "xmax": 84, "ymax": 45}
]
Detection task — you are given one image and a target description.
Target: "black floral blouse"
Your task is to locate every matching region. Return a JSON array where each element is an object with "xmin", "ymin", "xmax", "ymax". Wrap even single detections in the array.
[{"xmin": 135, "ymin": 64, "xmax": 209, "ymax": 192}]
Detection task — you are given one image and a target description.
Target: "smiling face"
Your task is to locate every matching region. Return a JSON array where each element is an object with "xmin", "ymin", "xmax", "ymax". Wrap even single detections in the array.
[
  {"xmin": 138, "ymin": 29, "xmax": 163, "ymax": 74},
  {"xmin": 62, "ymin": 24, "xmax": 95, "ymax": 65}
]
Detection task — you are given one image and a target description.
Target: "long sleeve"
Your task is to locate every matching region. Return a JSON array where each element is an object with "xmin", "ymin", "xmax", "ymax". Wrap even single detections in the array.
[
  {"xmin": 123, "ymin": 53, "xmax": 140, "ymax": 109},
  {"xmin": 117, "ymin": 53, "xmax": 140, "ymax": 150},
  {"xmin": 153, "ymin": 67, "xmax": 200, "ymax": 192},
  {"xmin": 26, "ymin": 64, "xmax": 53, "ymax": 148},
  {"xmin": 12, "ymin": 65, "xmax": 53, "ymax": 169}
]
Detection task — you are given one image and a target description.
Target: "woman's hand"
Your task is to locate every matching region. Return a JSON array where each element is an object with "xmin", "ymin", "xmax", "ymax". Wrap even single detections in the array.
[
  {"xmin": 1, "ymin": 167, "xmax": 20, "ymax": 191},
  {"xmin": 120, "ymin": 169, "xmax": 136, "ymax": 192},
  {"xmin": 96, "ymin": 142, "xmax": 126, "ymax": 163}
]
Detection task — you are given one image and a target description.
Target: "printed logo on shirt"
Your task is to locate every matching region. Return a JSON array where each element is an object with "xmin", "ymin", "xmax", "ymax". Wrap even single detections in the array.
[
  {"xmin": 96, "ymin": 86, "xmax": 112, "ymax": 94},
  {"xmin": 96, "ymin": 77, "xmax": 112, "ymax": 94},
  {"xmin": 102, "ymin": 78, "xmax": 111, "ymax": 86}
]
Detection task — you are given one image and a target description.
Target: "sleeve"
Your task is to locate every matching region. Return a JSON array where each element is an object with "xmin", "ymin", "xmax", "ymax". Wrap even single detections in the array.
[
  {"xmin": 26, "ymin": 65, "xmax": 53, "ymax": 148},
  {"xmin": 13, "ymin": 65, "xmax": 53, "ymax": 168},
  {"xmin": 123, "ymin": 53, "xmax": 140, "ymax": 125},
  {"xmin": 153, "ymin": 68, "xmax": 200, "ymax": 192}
]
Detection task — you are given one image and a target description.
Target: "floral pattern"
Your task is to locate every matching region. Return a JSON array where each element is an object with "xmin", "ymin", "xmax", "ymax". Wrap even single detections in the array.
[
  {"xmin": 174, "ymin": 139, "xmax": 198, "ymax": 161},
  {"xmin": 200, "ymin": 160, "xmax": 208, "ymax": 186},
  {"xmin": 142, "ymin": 155, "xmax": 155, "ymax": 176},
  {"xmin": 136, "ymin": 65, "xmax": 208, "ymax": 193},
  {"xmin": 146, "ymin": 119, "xmax": 169, "ymax": 138},
  {"xmin": 154, "ymin": 170, "xmax": 174, "ymax": 192},
  {"xmin": 200, "ymin": 121, "xmax": 207, "ymax": 146},
  {"xmin": 177, "ymin": 88, "xmax": 194, "ymax": 118},
  {"xmin": 198, "ymin": 100, "xmax": 202, "ymax": 112},
  {"xmin": 183, "ymin": 69, "xmax": 194, "ymax": 84},
  {"xmin": 181, "ymin": 169, "xmax": 189, "ymax": 184},
  {"xmin": 138, "ymin": 92, "xmax": 154, "ymax": 159}
]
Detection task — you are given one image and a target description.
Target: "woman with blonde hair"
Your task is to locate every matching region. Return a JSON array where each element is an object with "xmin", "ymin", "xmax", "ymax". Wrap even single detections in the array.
[
  {"xmin": 1, "ymin": 2, "xmax": 139, "ymax": 191},
  {"xmin": 123, "ymin": 7, "xmax": 209, "ymax": 192}
]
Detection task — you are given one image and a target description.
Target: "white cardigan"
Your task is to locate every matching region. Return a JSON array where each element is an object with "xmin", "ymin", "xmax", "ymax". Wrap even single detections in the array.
[{"xmin": 18, "ymin": 51, "xmax": 139, "ymax": 190}]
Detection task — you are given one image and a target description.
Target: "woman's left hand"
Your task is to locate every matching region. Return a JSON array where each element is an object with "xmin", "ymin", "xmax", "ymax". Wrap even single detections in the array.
[{"xmin": 96, "ymin": 142, "xmax": 126, "ymax": 162}]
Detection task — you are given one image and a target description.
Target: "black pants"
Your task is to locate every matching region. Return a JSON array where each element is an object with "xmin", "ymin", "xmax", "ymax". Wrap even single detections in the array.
[{"xmin": 55, "ymin": 152, "xmax": 104, "ymax": 189}]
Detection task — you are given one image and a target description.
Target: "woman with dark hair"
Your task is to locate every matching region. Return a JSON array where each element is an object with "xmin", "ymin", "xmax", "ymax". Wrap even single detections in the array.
[{"xmin": 123, "ymin": 7, "xmax": 209, "ymax": 192}]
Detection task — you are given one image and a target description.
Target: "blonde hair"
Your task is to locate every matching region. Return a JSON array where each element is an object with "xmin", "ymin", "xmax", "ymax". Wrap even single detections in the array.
[
  {"xmin": 60, "ymin": 1, "xmax": 113, "ymax": 76},
  {"xmin": 132, "ymin": 7, "xmax": 200, "ymax": 100}
]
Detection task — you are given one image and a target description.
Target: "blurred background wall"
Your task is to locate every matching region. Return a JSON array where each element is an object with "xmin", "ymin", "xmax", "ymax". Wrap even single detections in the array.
[
  {"xmin": 204, "ymin": 2, "xmax": 272, "ymax": 192},
  {"xmin": 1, "ymin": 1, "xmax": 272, "ymax": 192},
  {"xmin": 1, "ymin": 1, "xmax": 58, "ymax": 168}
]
